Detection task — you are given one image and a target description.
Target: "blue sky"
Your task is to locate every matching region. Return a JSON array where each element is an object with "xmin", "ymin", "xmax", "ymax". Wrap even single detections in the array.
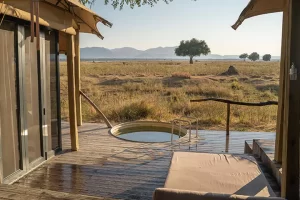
[{"xmin": 80, "ymin": 0, "xmax": 283, "ymax": 56}]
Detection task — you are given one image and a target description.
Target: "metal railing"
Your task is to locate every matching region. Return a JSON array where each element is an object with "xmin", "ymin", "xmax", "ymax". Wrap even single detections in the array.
[
  {"xmin": 171, "ymin": 118, "xmax": 194, "ymax": 144},
  {"xmin": 181, "ymin": 116, "xmax": 199, "ymax": 138},
  {"xmin": 190, "ymin": 98, "xmax": 278, "ymax": 135}
]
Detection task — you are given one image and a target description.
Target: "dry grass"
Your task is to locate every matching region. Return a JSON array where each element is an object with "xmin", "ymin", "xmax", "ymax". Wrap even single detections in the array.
[
  {"xmin": 60, "ymin": 60, "xmax": 280, "ymax": 132},
  {"xmin": 171, "ymin": 72, "xmax": 191, "ymax": 79}
]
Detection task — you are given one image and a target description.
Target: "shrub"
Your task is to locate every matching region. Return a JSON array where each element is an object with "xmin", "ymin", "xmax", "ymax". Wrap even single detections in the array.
[{"xmin": 118, "ymin": 101, "xmax": 154, "ymax": 121}]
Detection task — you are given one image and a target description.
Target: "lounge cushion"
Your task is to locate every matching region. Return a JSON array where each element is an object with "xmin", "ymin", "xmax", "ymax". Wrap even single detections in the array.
[
  {"xmin": 153, "ymin": 188, "xmax": 285, "ymax": 200},
  {"xmin": 164, "ymin": 152, "xmax": 276, "ymax": 197}
]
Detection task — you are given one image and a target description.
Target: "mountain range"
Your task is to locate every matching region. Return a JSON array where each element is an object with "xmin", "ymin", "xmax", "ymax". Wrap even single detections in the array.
[{"xmin": 79, "ymin": 46, "xmax": 280, "ymax": 60}]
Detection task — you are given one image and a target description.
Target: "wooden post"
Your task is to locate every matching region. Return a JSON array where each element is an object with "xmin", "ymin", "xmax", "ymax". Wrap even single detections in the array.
[
  {"xmin": 281, "ymin": 0, "xmax": 300, "ymax": 198},
  {"xmin": 67, "ymin": 34, "xmax": 79, "ymax": 151},
  {"xmin": 74, "ymin": 30, "xmax": 82, "ymax": 126},
  {"xmin": 275, "ymin": 10, "xmax": 288, "ymax": 163},
  {"xmin": 226, "ymin": 103, "xmax": 230, "ymax": 136}
]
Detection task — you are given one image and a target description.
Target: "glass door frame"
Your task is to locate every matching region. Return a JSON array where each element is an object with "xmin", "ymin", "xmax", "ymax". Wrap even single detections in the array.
[{"xmin": 0, "ymin": 19, "xmax": 62, "ymax": 184}]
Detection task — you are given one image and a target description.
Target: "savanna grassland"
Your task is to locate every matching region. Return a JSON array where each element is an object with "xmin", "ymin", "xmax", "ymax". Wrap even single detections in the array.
[{"xmin": 60, "ymin": 60, "xmax": 280, "ymax": 132}]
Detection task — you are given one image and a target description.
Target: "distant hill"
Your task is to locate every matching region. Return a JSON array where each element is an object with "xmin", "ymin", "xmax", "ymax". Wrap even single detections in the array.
[
  {"xmin": 111, "ymin": 47, "xmax": 143, "ymax": 58},
  {"xmin": 81, "ymin": 47, "xmax": 113, "ymax": 58},
  {"xmin": 79, "ymin": 46, "xmax": 280, "ymax": 60}
]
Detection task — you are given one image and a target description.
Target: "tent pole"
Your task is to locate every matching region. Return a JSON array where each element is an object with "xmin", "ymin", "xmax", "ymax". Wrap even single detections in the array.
[
  {"xmin": 67, "ymin": 34, "xmax": 79, "ymax": 151},
  {"xmin": 74, "ymin": 29, "xmax": 82, "ymax": 126},
  {"xmin": 275, "ymin": 6, "xmax": 288, "ymax": 163},
  {"xmin": 281, "ymin": 0, "xmax": 300, "ymax": 198}
]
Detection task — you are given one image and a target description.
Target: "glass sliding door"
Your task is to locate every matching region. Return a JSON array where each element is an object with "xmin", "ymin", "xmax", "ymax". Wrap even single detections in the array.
[
  {"xmin": 0, "ymin": 21, "xmax": 21, "ymax": 179},
  {"xmin": 24, "ymin": 28, "xmax": 43, "ymax": 164},
  {"xmin": 0, "ymin": 21, "xmax": 61, "ymax": 183},
  {"xmin": 45, "ymin": 30, "xmax": 61, "ymax": 151}
]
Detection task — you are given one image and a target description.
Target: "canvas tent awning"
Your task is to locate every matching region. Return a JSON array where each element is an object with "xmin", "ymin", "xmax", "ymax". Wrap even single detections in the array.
[
  {"xmin": 45, "ymin": 0, "xmax": 112, "ymax": 39},
  {"xmin": 232, "ymin": 0, "xmax": 287, "ymax": 30},
  {"xmin": 0, "ymin": 0, "xmax": 112, "ymax": 39}
]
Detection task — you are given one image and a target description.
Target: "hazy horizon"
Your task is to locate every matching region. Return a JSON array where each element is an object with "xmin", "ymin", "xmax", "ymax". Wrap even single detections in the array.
[
  {"xmin": 80, "ymin": 0, "xmax": 283, "ymax": 56},
  {"xmin": 80, "ymin": 46, "xmax": 281, "ymax": 57}
]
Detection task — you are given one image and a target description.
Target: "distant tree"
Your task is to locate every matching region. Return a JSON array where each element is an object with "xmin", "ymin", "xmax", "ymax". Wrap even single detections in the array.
[
  {"xmin": 175, "ymin": 38, "xmax": 211, "ymax": 64},
  {"xmin": 248, "ymin": 52, "xmax": 260, "ymax": 61},
  {"xmin": 239, "ymin": 53, "xmax": 248, "ymax": 61},
  {"xmin": 262, "ymin": 54, "xmax": 272, "ymax": 61}
]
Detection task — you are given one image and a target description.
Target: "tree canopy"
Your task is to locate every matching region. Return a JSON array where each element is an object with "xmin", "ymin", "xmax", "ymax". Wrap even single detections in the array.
[
  {"xmin": 175, "ymin": 38, "xmax": 210, "ymax": 64},
  {"xmin": 239, "ymin": 53, "xmax": 248, "ymax": 61},
  {"xmin": 248, "ymin": 52, "xmax": 260, "ymax": 61},
  {"xmin": 262, "ymin": 54, "xmax": 271, "ymax": 61},
  {"xmin": 80, "ymin": 0, "xmax": 174, "ymax": 9}
]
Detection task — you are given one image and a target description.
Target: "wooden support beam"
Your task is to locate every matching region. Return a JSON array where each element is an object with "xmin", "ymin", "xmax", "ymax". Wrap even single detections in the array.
[
  {"xmin": 67, "ymin": 34, "xmax": 79, "ymax": 151},
  {"xmin": 74, "ymin": 30, "xmax": 82, "ymax": 126},
  {"xmin": 275, "ymin": 8, "xmax": 288, "ymax": 163},
  {"xmin": 281, "ymin": 0, "xmax": 300, "ymax": 198},
  {"xmin": 226, "ymin": 103, "xmax": 230, "ymax": 136}
]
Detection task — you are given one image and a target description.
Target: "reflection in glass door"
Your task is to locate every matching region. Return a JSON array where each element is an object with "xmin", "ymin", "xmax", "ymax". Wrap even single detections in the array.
[
  {"xmin": 24, "ymin": 28, "xmax": 43, "ymax": 164},
  {"xmin": 0, "ymin": 21, "xmax": 21, "ymax": 179}
]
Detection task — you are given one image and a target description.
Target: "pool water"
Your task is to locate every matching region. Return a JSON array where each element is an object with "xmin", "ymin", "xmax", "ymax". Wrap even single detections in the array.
[{"xmin": 118, "ymin": 131, "xmax": 180, "ymax": 143}]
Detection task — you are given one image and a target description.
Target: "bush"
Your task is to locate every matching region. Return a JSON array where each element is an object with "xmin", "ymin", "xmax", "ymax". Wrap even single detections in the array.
[{"xmin": 118, "ymin": 101, "xmax": 154, "ymax": 121}]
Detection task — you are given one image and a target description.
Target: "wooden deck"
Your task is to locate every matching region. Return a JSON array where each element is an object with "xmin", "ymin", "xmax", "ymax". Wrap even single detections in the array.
[{"xmin": 12, "ymin": 122, "xmax": 277, "ymax": 200}]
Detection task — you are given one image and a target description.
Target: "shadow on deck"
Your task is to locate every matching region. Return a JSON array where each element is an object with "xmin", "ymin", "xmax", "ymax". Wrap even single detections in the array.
[{"xmin": 13, "ymin": 122, "xmax": 276, "ymax": 200}]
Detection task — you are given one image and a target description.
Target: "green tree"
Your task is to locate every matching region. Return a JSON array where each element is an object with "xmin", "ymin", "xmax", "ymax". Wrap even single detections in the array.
[
  {"xmin": 262, "ymin": 54, "xmax": 271, "ymax": 61},
  {"xmin": 80, "ymin": 0, "xmax": 173, "ymax": 9},
  {"xmin": 248, "ymin": 52, "xmax": 260, "ymax": 61},
  {"xmin": 239, "ymin": 53, "xmax": 248, "ymax": 61},
  {"xmin": 175, "ymin": 38, "xmax": 210, "ymax": 64}
]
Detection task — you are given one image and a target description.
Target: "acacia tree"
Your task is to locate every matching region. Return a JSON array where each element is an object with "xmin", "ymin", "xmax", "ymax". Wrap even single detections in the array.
[
  {"xmin": 248, "ymin": 52, "xmax": 260, "ymax": 61},
  {"xmin": 175, "ymin": 39, "xmax": 210, "ymax": 64},
  {"xmin": 239, "ymin": 53, "xmax": 248, "ymax": 61},
  {"xmin": 80, "ymin": 0, "xmax": 173, "ymax": 9},
  {"xmin": 262, "ymin": 54, "xmax": 271, "ymax": 61}
]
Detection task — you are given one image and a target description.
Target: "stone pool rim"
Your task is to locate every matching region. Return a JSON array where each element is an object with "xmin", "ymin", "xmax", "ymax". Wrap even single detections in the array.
[{"xmin": 109, "ymin": 121, "xmax": 187, "ymax": 143}]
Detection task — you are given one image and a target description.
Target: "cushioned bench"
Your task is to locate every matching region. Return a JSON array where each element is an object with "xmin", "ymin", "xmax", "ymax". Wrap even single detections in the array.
[{"xmin": 153, "ymin": 152, "xmax": 285, "ymax": 200}]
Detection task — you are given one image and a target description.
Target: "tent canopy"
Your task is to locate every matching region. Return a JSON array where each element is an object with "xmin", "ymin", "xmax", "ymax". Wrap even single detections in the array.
[
  {"xmin": 232, "ymin": 0, "xmax": 287, "ymax": 30},
  {"xmin": 0, "ymin": 0, "xmax": 112, "ymax": 39}
]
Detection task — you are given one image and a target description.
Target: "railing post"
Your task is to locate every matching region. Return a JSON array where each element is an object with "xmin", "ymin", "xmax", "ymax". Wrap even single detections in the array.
[
  {"xmin": 171, "ymin": 121, "xmax": 174, "ymax": 144},
  {"xmin": 189, "ymin": 122, "xmax": 191, "ymax": 142},
  {"xmin": 226, "ymin": 103, "xmax": 230, "ymax": 136}
]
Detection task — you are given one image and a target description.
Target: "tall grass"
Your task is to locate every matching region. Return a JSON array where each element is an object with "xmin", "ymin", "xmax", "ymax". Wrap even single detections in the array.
[{"xmin": 60, "ymin": 60, "xmax": 280, "ymax": 132}]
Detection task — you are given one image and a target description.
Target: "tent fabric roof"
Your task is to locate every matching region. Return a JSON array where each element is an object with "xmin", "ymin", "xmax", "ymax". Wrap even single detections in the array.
[
  {"xmin": 232, "ymin": 0, "xmax": 287, "ymax": 30},
  {"xmin": 48, "ymin": 0, "xmax": 112, "ymax": 39},
  {"xmin": 0, "ymin": 0, "xmax": 112, "ymax": 39}
]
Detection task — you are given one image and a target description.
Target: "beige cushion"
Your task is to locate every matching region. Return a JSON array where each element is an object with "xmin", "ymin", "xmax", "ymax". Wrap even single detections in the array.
[
  {"xmin": 164, "ymin": 152, "xmax": 276, "ymax": 197},
  {"xmin": 153, "ymin": 188, "xmax": 285, "ymax": 200}
]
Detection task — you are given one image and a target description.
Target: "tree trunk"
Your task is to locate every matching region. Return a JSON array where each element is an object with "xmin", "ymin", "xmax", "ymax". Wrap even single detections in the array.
[{"xmin": 189, "ymin": 56, "xmax": 193, "ymax": 64}]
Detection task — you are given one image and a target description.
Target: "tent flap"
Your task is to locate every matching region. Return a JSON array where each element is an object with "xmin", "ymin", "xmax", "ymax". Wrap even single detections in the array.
[
  {"xmin": 53, "ymin": 0, "xmax": 112, "ymax": 39},
  {"xmin": 232, "ymin": 0, "xmax": 287, "ymax": 30}
]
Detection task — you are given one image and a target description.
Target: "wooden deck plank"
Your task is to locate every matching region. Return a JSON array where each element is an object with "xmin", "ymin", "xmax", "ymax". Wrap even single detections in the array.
[
  {"xmin": 13, "ymin": 122, "xmax": 276, "ymax": 200},
  {"xmin": 0, "ymin": 184, "xmax": 110, "ymax": 200}
]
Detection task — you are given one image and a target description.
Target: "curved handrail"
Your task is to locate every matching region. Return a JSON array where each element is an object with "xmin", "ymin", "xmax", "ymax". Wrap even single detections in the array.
[
  {"xmin": 80, "ymin": 90, "xmax": 113, "ymax": 128},
  {"xmin": 171, "ymin": 119, "xmax": 191, "ymax": 143},
  {"xmin": 181, "ymin": 116, "xmax": 199, "ymax": 138}
]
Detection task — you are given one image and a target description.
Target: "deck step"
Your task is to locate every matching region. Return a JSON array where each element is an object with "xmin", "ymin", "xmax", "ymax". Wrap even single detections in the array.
[
  {"xmin": 0, "ymin": 184, "xmax": 109, "ymax": 200},
  {"xmin": 244, "ymin": 140, "xmax": 253, "ymax": 154}
]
